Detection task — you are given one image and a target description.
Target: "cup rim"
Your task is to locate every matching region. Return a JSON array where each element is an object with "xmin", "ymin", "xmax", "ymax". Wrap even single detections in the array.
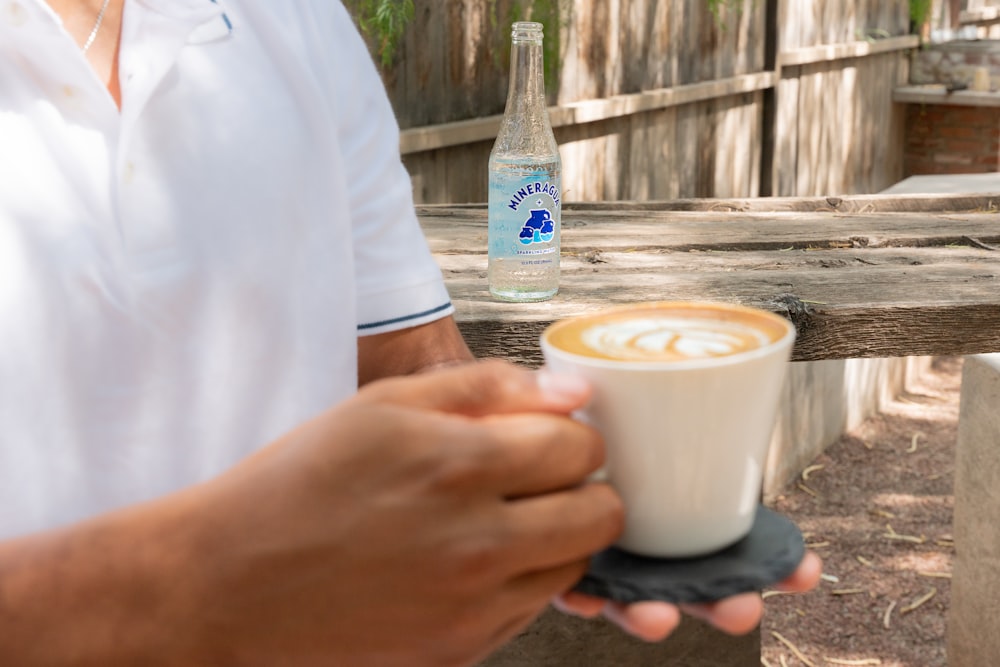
[{"xmin": 539, "ymin": 301, "xmax": 796, "ymax": 371}]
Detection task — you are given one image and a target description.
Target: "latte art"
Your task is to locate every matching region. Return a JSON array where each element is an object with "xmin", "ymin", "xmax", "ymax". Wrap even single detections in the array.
[
  {"xmin": 581, "ymin": 317, "xmax": 772, "ymax": 362},
  {"xmin": 543, "ymin": 302, "xmax": 791, "ymax": 363}
]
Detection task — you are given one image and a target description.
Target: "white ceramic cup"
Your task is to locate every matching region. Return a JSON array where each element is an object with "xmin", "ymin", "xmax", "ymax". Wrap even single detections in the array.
[{"xmin": 540, "ymin": 301, "xmax": 795, "ymax": 558}]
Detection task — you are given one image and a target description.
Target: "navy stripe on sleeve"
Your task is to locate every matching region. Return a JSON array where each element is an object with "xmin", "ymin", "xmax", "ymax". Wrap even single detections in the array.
[{"xmin": 357, "ymin": 302, "xmax": 453, "ymax": 331}]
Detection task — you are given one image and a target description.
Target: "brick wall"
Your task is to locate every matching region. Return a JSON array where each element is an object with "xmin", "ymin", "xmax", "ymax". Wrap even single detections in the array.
[{"xmin": 904, "ymin": 103, "xmax": 1000, "ymax": 175}]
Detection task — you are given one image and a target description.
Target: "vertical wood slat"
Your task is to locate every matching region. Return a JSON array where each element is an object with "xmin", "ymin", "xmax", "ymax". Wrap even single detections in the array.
[{"xmin": 769, "ymin": 0, "xmax": 911, "ymax": 197}]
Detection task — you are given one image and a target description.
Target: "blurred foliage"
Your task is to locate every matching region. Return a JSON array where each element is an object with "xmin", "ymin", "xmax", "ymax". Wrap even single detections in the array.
[
  {"xmin": 343, "ymin": 0, "xmax": 567, "ymax": 92},
  {"xmin": 488, "ymin": 0, "xmax": 570, "ymax": 97},
  {"xmin": 343, "ymin": 0, "xmax": 414, "ymax": 67},
  {"xmin": 909, "ymin": 0, "xmax": 932, "ymax": 28},
  {"xmin": 345, "ymin": 1, "xmax": 739, "ymax": 71},
  {"xmin": 707, "ymin": 0, "xmax": 742, "ymax": 21}
]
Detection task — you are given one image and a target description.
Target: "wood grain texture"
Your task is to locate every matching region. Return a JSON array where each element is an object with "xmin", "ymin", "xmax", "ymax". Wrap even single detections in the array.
[
  {"xmin": 556, "ymin": 192, "xmax": 1000, "ymax": 212},
  {"xmin": 421, "ymin": 200, "xmax": 1000, "ymax": 363}
]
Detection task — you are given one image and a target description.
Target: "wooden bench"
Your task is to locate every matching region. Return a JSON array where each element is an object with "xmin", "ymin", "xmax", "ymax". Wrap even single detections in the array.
[{"xmin": 418, "ymin": 193, "xmax": 1000, "ymax": 666}]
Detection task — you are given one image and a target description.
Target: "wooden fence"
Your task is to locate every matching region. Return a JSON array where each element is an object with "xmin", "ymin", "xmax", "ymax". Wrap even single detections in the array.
[
  {"xmin": 362, "ymin": 0, "xmax": 916, "ymax": 203},
  {"xmin": 773, "ymin": 2, "xmax": 913, "ymax": 196}
]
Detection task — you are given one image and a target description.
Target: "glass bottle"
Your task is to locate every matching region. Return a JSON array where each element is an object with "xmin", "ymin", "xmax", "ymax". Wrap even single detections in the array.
[{"xmin": 487, "ymin": 21, "xmax": 561, "ymax": 302}]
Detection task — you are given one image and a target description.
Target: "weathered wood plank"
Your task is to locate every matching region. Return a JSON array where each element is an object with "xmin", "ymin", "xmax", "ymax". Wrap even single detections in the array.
[
  {"xmin": 421, "ymin": 204, "xmax": 1000, "ymax": 363},
  {"xmin": 776, "ymin": 35, "xmax": 918, "ymax": 67},
  {"xmin": 420, "ymin": 206, "xmax": 1000, "ymax": 253},
  {"xmin": 456, "ymin": 302, "xmax": 1000, "ymax": 366},
  {"xmin": 556, "ymin": 193, "xmax": 1000, "ymax": 212},
  {"xmin": 436, "ymin": 250, "xmax": 999, "ymax": 317},
  {"xmin": 772, "ymin": 64, "xmax": 800, "ymax": 197},
  {"xmin": 563, "ymin": 214, "xmax": 1000, "ymax": 250},
  {"xmin": 399, "ymin": 72, "xmax": 778, "ymax": 155}
]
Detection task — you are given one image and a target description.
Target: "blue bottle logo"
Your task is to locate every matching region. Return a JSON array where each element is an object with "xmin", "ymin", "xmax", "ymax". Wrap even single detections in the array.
[
  {"xmin": 488, "ymin": 175, "xmax": 560, "ymax": 258},
  {"xmin": 518, "ymin": 206, "xmax": 555, "ymax": 245}
]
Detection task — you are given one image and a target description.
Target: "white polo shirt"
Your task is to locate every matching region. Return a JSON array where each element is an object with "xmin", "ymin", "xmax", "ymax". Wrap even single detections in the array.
[{"xmin": 0, "ymin": 0, "xmax": 454, "ymax": 537}]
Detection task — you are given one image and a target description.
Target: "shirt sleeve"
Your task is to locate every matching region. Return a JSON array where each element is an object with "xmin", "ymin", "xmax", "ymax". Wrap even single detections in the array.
[{"xmin": 324, "ymin": 3, "xmax": 455, "ymax": 336}]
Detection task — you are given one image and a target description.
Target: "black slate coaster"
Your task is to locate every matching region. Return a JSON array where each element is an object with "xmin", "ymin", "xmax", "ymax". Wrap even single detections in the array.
[{"xmin": 573, "ymin": 505, "xmax": 805, "ymax": 604}]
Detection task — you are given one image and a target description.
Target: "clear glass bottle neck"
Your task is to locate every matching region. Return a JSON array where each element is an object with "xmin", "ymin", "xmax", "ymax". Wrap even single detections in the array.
[
  {"xmin": 492, "ymin": 24, "xmax": 558, "ymax": 159},
  {"xmin": 505, "ymin": 39, "xmax": 546, "ymax": 113}
]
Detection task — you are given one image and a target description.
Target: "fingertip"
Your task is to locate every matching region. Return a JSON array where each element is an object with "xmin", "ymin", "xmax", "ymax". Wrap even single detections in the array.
[
  {"xmin": 681, "ymin": 593, "xmax": 763, "ymax": 636},
  {"xmin": 552, "ymin": 592, "xmax": 607, "ymax": 619},
  {"xmin": 535, "ymin": 370, "xmax": 592, "ymax": 410},
  {"xmin": 775, "ymin": 551, "xmax": 823, "ymax": 593},
  {"xmin": 602, "ymin": 601, "xmax": 682, "ymax": 642},
  {"xmin": 717, "ymin": 594, "xmax": 764, "ymax": 635}
]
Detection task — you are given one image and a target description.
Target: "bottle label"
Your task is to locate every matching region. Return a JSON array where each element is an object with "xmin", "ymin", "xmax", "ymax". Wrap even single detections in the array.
[{"xmin": 488, "ymin": 171, "xmax": 561, "ymax": 264}]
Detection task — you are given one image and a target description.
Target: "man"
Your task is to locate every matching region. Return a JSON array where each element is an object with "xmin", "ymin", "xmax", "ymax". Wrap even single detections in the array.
[{"xmin": 0, "ymin": 0, "xmax": 819, "ymax": 664}]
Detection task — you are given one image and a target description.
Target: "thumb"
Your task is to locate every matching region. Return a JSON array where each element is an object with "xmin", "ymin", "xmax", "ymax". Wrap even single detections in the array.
[{"xmin": 362, "ymin": 359, "xmax": 592, "ymax": 417}]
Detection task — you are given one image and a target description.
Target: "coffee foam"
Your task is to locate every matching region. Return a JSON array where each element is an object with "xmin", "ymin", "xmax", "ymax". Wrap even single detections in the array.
[{"xmin": 544, "ymin": 303, "xmax": 789, "ymax": 363}]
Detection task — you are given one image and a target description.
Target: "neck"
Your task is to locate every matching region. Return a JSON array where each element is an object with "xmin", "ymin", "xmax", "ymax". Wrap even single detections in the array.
[{"xmin": 48, "ymin": 0, "xmax": 125, "ymax": 108}]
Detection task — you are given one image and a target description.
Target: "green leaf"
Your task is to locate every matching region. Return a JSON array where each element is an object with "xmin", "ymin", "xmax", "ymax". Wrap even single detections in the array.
[{"xmin": 344, "ymin": 0, "xmax": 414, "ymax": 67}]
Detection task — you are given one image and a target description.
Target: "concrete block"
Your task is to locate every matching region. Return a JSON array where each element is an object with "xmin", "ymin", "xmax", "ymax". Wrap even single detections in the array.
[
  {"xmin": 764, "ymin": 359, "xmax": 849, "ymax": 497},
  {"xmin": 479, "ymin": 608, "xmax": 758, "ymax": 667},
  {"xmin": 763, "ymin": 357, "xmax": 931, "ymax": 500},
  {"xmin": 948, "ymin": 354, "xmax": 1000, "ymax": 667}
]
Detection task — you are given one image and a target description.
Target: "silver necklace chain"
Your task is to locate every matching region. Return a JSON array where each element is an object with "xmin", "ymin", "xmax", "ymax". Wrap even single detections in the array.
[{"xmin": 81, "ymin": 0, "xmax": 113, "ymax": 54}]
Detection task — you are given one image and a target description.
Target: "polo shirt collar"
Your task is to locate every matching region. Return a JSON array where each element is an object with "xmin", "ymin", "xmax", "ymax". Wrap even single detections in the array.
[
  {"xmin": 0, "ymin": 0, "xmax": 234, "ymax": 131},
  {"xmin": 135, "ymin": 0, "xmax": 223, "ymax": 22},
  {"xmin": 116, "ymin": 0, "xmax": 231, "ymax": 130}
]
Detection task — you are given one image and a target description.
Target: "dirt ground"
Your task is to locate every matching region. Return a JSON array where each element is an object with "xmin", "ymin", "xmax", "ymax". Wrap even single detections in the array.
[{"xmin": 761, "ymin": 356, "xmax": 963, "ymax": 667}]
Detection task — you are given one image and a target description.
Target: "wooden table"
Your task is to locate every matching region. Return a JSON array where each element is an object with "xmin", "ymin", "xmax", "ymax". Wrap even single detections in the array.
[
  {"xmin": 421, "ymin": 193, "xmax": 1000, "ymax": 365},
  {"xmin": 419, "ymin": 193, "xmax": 1000, "ymax": 667}
]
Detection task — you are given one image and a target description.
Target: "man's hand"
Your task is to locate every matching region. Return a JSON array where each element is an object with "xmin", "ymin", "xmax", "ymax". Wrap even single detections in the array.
[
  {"xmin": 173, "ymin": 359, "xmax": 620, "ymax": 666},
  {"xmin": 553, "ymin": 551, "xmax": 823, "ymax": 640}
]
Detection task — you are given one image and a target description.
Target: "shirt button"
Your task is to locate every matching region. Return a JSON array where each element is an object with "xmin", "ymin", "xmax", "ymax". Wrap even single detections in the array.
[{"xmin": 5, "ymin": 2, "xmax": 28, "ymax": 26}]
